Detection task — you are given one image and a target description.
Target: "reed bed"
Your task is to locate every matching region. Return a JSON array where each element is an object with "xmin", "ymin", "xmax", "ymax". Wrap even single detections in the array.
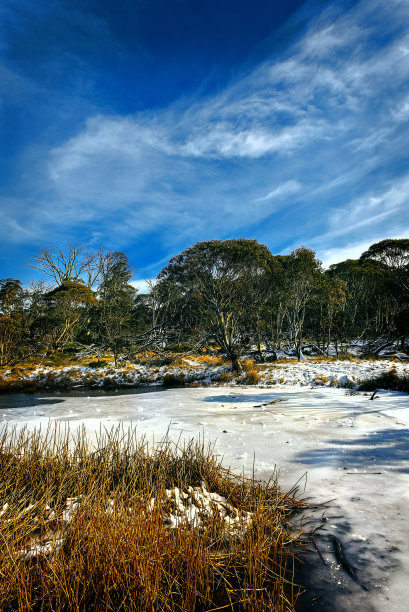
[{"xmin": 0, "ymin": 424, "xmax": 306, "ymax": 611}]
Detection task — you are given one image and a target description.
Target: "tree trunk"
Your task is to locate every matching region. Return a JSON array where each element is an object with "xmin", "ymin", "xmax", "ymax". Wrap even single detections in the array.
[
  {"xmin": 257, "ymin": 336, "xmax": 263, "ymax": 362},
  {"xmin": 296, "ymin": 340, "xmax": 302, "ymax": 361},
  {"xmin": 230, "ymin": 353, "xmax": 242, "ymax": 373}
]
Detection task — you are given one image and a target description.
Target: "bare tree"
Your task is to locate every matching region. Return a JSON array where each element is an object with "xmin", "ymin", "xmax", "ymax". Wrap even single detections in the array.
[{"xmin": 27, "ymin": 245, "xmax": 101, "ymax": 287}]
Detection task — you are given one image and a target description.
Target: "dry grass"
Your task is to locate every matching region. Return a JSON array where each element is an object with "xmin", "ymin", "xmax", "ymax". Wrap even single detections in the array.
[
  {"xmin": 240, "ymin": 360, "xmax": 261, "ymax": 385},
  {"xmin": 313, "ymin": 375, "xmax": 328, "ymax": 385},
  {"xmin": 162, "ymin": 372, "xmax": 188, "ymax": 387},
  {"xmin": 0, "ymin": 425, "xmax": 306, "ymax": 611},
  {"xmin": 218, "ymin": 371, "xmax": 234, "ymax": 383}
]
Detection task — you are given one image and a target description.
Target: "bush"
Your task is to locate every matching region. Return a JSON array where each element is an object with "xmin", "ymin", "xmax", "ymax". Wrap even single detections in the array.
[
  {"xmin": 219, "ymin": 371, "xmax": 234, "ymax": 383},
  {"xmin": 241, "ymin": 359, "xmax": 261, "ymax": 385},
  {"xmin": 358, "ymin": 369, "xmax": 409, "ymax": 393},
  {"xmin": 42, "ymin": 351, "xmax": 76, "ymax": 367},
  {"xmin": 162, "ymin": 372, "xmax": 186, "ymax": 387},
  {"xmin": 244, "ymin": 368, "xmax": 261, "ymax": 384}
]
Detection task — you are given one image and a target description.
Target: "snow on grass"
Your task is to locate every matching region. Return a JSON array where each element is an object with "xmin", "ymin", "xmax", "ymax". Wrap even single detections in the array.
[{"xmin": 1, "ymin": 356, "xmax": 407, "ymax": 393}]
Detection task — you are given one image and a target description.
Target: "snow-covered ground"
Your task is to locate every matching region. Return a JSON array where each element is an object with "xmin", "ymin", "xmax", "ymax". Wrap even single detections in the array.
[
  {"xmin": 1, "ymin": 364, "xmax": 408, "ymax": 610},
  {"xmin": 2, "ymin": 356, "xmax": 408, "ymax": 389}
]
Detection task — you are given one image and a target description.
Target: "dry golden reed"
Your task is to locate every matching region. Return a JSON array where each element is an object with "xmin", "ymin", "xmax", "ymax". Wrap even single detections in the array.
[{"xmin": 0, "ymin": 424, "xmax": 305, "ymax": 611}]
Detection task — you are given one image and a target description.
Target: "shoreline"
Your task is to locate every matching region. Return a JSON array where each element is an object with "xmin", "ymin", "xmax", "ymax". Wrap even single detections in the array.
[{"xmin": 0, "ymin": 356, "xmax": 407, "ymax": 395}]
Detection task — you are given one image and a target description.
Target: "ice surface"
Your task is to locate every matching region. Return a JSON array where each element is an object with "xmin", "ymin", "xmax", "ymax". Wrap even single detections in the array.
[{"xmin": 0, "ymin": 382, "xmax": 408, "ymax": 610}]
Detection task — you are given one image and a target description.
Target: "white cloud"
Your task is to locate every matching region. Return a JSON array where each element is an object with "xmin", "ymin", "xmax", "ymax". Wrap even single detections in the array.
[
  {"xmin": 3, "ymin": 0, "xmax": 409, "ymax": 269},
  {"xmin": 319, "ymin": 240, "xmax": 378, "ymax": 268},
  {"xmin": 255, "ymin": 180, "xmax": 301, "ymax": 202},
  {"xmin": 129, "ymin": 279, "xmax": 151, "ymax": 294},
  {"xmin": 305, "ymin": 174, "xmax": 409, "ymax": 260}
]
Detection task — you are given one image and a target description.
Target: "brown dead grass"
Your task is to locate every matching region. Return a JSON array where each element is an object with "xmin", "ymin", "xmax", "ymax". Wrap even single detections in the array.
[{"xmin": 0, "ymin": 425, "xmax": 306, "ymax": 611}]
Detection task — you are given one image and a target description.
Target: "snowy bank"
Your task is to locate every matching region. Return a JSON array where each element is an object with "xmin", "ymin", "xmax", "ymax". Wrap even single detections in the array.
[{"xmin": 1, "ymin": 357, "xmax": 408, "ymax": 392}]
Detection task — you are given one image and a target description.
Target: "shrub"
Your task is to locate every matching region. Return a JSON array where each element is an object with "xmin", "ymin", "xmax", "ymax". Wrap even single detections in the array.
[
  {"xmin": 241, "ymin": 359, "xmax": 261, "ymax": 385},
  {"xmin": 219, "ymin": 371, "xmax": 234, "ymax": 383},
  {"xmin": 163, "ymin": 372, "xmax": 186, "ymax": 387},
  {"xmin": 165, "ymin": 344, "xmax": 192, "ymax": 353},
  {"xmin": 244, "ymin": 368, "xmax": 261, "ymax": 384},
  {"xmin": 358, "ymin": 369, "xmax": 409, "ymax": 393},
  {"xmin": 42, "ymin": 351, "xmax": 76, "ymax": 367},
  {"xmin": 313, "ymin": 375, "xmax": 328, "ymax": 385}
]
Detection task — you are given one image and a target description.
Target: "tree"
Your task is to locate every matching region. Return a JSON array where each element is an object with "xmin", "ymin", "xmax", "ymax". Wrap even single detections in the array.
[
  {"xmin": 0, "ymin": 279, "xmax": 29, "ymax": 365},
  {"xmin": 157, "ymin": 239, "xmax": 274, "ymax": 370},
  {"xmin": 360, "ymin": 238, "xmax": 409, "ymax": 289},
  {"xmin": 328, "ymin": 258, "xmax": 399, "ymax": 351},
  {"xmin": 360, "ymin": 239, "xmax": 409, "ymax": 347},
  {"xmin": 28, "ymin": 245, "xmax": 102, "ymax": 287},
  {"xmin": 280, "ymin": 247, "xmax": 323, "ymax": 360},
  {"xmin": 242, "ymin": 256, "xmax": 284, "ymax": 361},
  {"xmin": 308, "ymin": 273, "xmax": 348, "ymax": 355},
  {"xmin": 360, "ymin": 238, "xmax": 409, "ymax": 302},
  {"xmin": 43, "ymin": 281, "xmax": 97, "ymax": 352},
  {"xmin": 94, "ymin": 252, "xmax": 137, "ymax": 366},
  {"xmin": 0, "ymin": 279, "xmax": 24, "ymax": 316}
]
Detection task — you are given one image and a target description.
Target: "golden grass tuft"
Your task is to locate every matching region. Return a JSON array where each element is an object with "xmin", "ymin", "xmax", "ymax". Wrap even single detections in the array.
[
  {"xmin": 239, "ymin": 359, "xmax": 261, "ymax": 385},
  {"xmin": 0, "ymin": 425, "xmax": 306, "ymax": 611},
  {"xmin": 313, "ymin": 375, "xmax": 328, "ymax": 385},
  {"xmin": 219, "ymin": 371, "xmax": 234, "ymax": 383}
]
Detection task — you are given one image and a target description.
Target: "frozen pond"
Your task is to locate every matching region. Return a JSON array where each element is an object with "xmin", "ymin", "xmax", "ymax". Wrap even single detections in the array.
[{"xmin": 1, "ymin": 385, "xmax": 409, "ymax": 611}]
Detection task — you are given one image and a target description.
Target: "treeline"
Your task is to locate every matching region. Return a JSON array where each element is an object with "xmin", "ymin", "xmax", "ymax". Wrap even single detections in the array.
[{"xmin": 0, "ymin": 239, "xmax": 408, "ymax": 369}]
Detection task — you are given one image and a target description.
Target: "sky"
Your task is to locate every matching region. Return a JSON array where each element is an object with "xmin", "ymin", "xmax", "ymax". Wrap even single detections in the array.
[{"xmin": 0, "ymin": 0, "xmax": 408, "ymax": 289}]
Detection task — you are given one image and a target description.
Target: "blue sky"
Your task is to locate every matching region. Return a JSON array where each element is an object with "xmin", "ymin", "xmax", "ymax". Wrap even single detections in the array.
[{"xmin": 1, "ymin": 0, "xmax": 408, "ymax": 289}]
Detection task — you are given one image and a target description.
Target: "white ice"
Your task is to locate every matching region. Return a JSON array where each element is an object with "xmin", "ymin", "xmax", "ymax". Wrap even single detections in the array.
[{"xmin": 0, "ymin": 381, "xmax": 408, "ymax": 611}]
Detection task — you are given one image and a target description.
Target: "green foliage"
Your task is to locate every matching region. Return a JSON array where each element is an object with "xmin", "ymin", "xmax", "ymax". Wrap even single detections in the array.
[
  {"xmin": 2, "ymin": 237, "xmax": 409, "ymax": 369},
  {"xmin": 0, "ymin": 278, "xmax": 24, "ymax": 315},
  {"xmin": 46, "ymin": 281, "xmax": 97, "ymax": 305},
  {"xmin": 91, "ymin": 252, "xmax": 137, "ymax": 367},
  {"xmin": 166, "ymin": 344, "xmax": 192, "ymax": 353},
  {"xmin": 157, "ymin": 239, "xmax": 275, "ymax": 369},
  {"xmin": 360, "ymin": 238, "xmax": 409, "ymax": 271}
]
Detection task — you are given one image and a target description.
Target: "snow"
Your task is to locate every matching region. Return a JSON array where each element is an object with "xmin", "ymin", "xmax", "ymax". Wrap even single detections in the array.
[
  {"xmin": 0, "ymin": 362, "xmax": 409, "ymax": 610},
  {"xmin": 3, "ymin": 357, "xmax": 408, "ymax": 389}
]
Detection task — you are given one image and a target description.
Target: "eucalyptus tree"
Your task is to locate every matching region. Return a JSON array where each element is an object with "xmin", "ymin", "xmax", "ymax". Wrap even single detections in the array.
[
  {"xmin": 94, "ymin": 251, "xmax": 137, "ymax": 366},
  {"xmin": 42, "ymin": 281, "xmax": 97, "ymax": 353},
  {"xmin": 306, "ymin": 273, "xmax": 348, "ymax": 355},
  {"xmin": 360, "ymin": 239, "xmax": 409, "ymax": 348},
  {"xmin": 328, "ymin": 257, "xmax": 398, "ymax": 352},
  {"xmin": 280, "ymin": 247, "xmax": 323, "ymax": 360},
  {"xmin": 360, "ymin": 238, "xmax": 409, "ymax": 296},
  {"xmin": 0, "ymin": 278, "xmax": 27, "ymax": 365},
  {"xmin": 157, "ymin": 239, "xmax": 274, "ymax": 370},
  {"xmin": 0, "ymin": 279, "xmax": 25, "ymax": 316}
]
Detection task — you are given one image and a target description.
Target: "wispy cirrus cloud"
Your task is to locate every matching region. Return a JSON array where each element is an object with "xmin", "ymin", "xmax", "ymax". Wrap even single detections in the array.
[
  {"xmin": 254, "ymin": 180, "xmax": 301, "ymax": 203},
  {"xmin": 2, "ymin": 0, "xmax": 409, "ymax": 279}
]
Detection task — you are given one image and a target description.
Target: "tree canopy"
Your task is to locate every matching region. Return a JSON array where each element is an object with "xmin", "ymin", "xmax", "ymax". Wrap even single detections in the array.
[{"xmin": 1, "ymin": 237, "xmax": 407, "ymax": 367}]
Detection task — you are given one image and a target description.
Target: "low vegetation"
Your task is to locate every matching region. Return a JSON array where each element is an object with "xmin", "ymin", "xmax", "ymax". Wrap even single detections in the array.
[
  {"xmin": 0, "ymin": 425, "xmax": 306, "ymax": 611},
  {"xmin": 358, "ymin": 368, "xmax": 409, "ymax": 393}
]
